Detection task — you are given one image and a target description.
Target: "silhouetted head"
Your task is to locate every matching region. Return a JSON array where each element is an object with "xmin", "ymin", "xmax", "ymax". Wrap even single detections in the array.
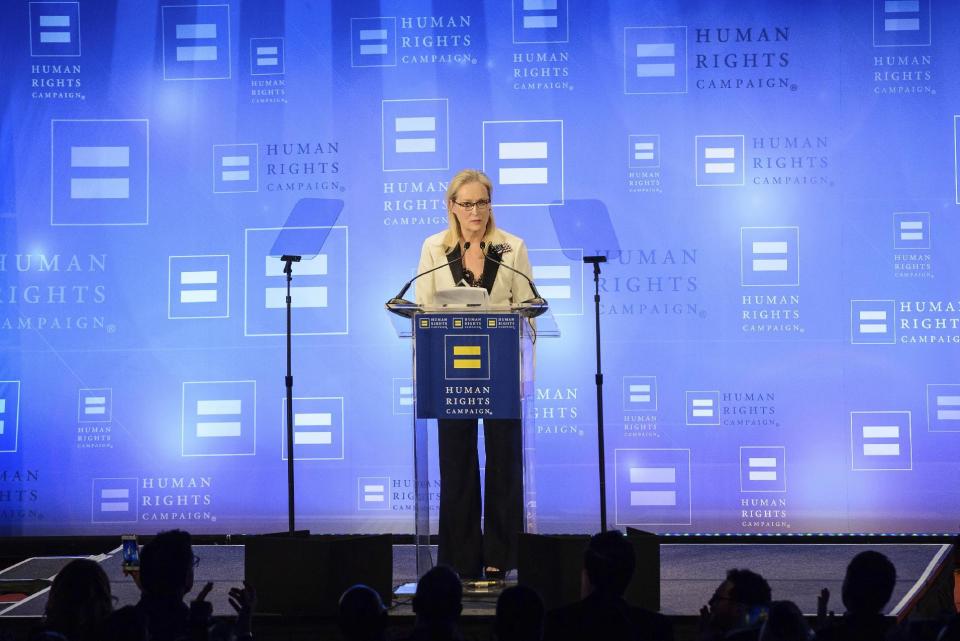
[
  {"xmin": 582, "ymin": 529, "xmax": 635, "ymax": 597},
  {"xmin": 45, "ymin": 558, "xmax": 113, "ymax": 641},
  {"xmin": 709, "ymin": 568, "xmax": 772, "ymax": 633},
  {"xmin": 338, "ymin": 584, "xmax": 387, "ymax": 641},
  {"xmin": 496, "ymin": 584, "xmax": 544, "ymax": 641},
  {"xmin": 139, "ymin": 529, "xmax": 195, "ymax": 599},
  {"xmin": 759, "ymin": 600, "xmax": 813, "ymax": 641},
  {"xmin": 841, "ymin": 550, "xmax": 896, "ymax": 615},
  {"xmin": 412, "ymin": 565, "xmax": 462, "ymax": 625}
]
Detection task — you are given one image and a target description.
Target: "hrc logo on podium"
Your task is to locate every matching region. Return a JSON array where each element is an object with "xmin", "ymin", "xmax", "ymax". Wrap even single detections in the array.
[{"xmin": 444, "ymin": 336, "xmax": 490, "ymax": 380}]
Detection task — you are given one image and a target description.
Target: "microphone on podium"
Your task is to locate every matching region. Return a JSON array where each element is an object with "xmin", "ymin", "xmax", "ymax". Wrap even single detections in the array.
[
  {"xmin": 386, "ymin": 242, "xmax": 472, "ymax": 306},
  {"xmin": 480, "ymin": 241, "xmax": 547, "ymax": 306}
]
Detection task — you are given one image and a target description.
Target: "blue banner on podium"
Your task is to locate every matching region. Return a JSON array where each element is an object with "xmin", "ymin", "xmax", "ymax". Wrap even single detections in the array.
[{"xmin": 414, "ymin": 313, "xmax": 521, "ymax": 419}]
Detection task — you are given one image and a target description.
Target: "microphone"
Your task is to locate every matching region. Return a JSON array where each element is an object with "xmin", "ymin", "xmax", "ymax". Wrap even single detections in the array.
[
  {"xmin": 480, "ymin": 241, "xmax": 547, "ymax": 306},
  {"xmin": 387, "ymin": 242, "xmax": 471, "ymax": 306}
]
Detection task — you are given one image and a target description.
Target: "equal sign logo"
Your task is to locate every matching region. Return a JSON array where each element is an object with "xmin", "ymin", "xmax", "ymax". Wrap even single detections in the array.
[
  {"xmin": 213, "ymin": 144, "xmax": 258, "ymax": 193},
  {"xmin": 685, "ymin": 391, "xmax": 720, "ymax": 426},
  {"xmin": 69, "ymin": 145, "xmax": 130, "ymax": 201},
  {"xmin": 91, "ymin": 478, "xmax": 137, "ymax": 522},
  {"xmin": 176, "ymin": 22, "xmax": 218, "ymax": 62},
  {"xmin": 635, "ymin": 43, "xmax": 677, "ymax": 79},
  {"xmin": 874, "ymin": 0, "xmax": 930, "ymax": 46},
  {"xmin": 624, "ymin": 27, "xmax": 687, "ymax": 94},
  {"xmin": 628, "ymin": 135, "xmax": 660, "ymax": 169},
  {"xmin": 182, "ymin": 381, "xmax": 256, "ymax": 456},
  {"xmin": 532, "ymin": 264, "xmax": 570, "ymax": 300},
  {"xmin": 521, "ymin": 0, "xmax": 558, "ymax": 29},
  {"xmin": 292, "ymin": 409, "xmax": 333, "ymax": 446},
  {"xmin": 851, "ymin": 411, "xmax": 912, "ymax": 471},
  {"xmin": 78, "ymin": 388, "xmax": 111, "ymax": 423},
  {"xmin": 169, "ymin": 255, "xmax": 229, "ymax": 319},
  {"xmin": 740, "ymin": 447, "xmax": 786, "ymax": 492},
  {"xmin": 513, "ymin": 0, "xmax": 568, "ymax": 43},
  {"xmin": 926, "ymin": 384, "xmax": 960, "ymax": 432},
  {"xmin": 363, "ymin": 483, "xmax": 385, "ymax": 503},
  {"xmin": 265, "ymin": 253, "xmax": 328, "ymax": 310},
  {"xmin": 250, "ymin": 37, "xmax": 284, "ymax": 75},
  {"xmin": 529, "ymin": 248, "xmax": 582, "ymax": 316},
  {"xmin": 483, "ymin": 120, "xmax": 564, "ymax": 206},
  {"xmin": 162, "ymin": 5, "xmax": 231, "ymax": 80},
  {"xmin": 393, "ymin": 378, "xmax": 414, "ymax": 415},
  {"xmin": 395, "ymin": 116, "xmax": 437, "ymax": 155},
  {"xmin": 748, "ymin": 458, "xmax": 778, "ymax": 481},
  {"xmin": 51, "ymin": 119, "xmax": 149, "ymax": 226},
  {"xmin": 696, "ymin": 135, "xmax": 745, "ymax": 186},
  {"xmin": 740, "ymin": 227, "xmax": 799, "ymax": 287},
  {"xmin": 893, "ymin": 212, "xmax": 930, "ymax": 250},
  {"xmin": 244, "ymin": 227, "xmax": 349, "ymax": 336},
  {"xmin": 99, "ymin": 488, "xmax": 130, "ymax": 513},
  {"xmin": 180, "ymin": 269, "xmax": 218, "ymax": 303},
  {"xmin": 623, "ymin": 376, "xmax": 657, "ymax": 412},
  {"xmin": 850, "ymin": 300, "xmax": 896, "ymax": 344},
  {"xmin": 281, "ymin": 397, "xmax": 344, "ymax": 460},
  {"xmin": 629, "ymin": 466, "xmax": 676, "ymax": 507},
  {"xmin": 382, "ymin": 99, "xmax": 448, "ymax": 171},
  {"xmin": 445, "ymin": 336, "xmax": 490, "ymax": 380},
  {"xmin": 452, "ymin": 345, "xmax": 482, "ymax": 369},
  {"xmin": 30, "ymin": 2, "xmax": 81, "ymax": 57},
  {"xmin": 351, "ymin": 17, "xmax": 397, "ymax": 67},
  {"xmin": 357, "ymin": 477, "xmax": 391, "ymax": 510},
  {"xmin": 498, "ymin": 141, "xmax": 549, "ymax": 186},
  {"xmin": 615, "ymin": 449, "xmax": 691, "ymax": 526},
  {"xmin": 0, "ymin": 382, "xmax": 20, "ymax": 453},
  {"xmin": 196, "ymin": 398, "xmax": 242, "ymax": 438}
]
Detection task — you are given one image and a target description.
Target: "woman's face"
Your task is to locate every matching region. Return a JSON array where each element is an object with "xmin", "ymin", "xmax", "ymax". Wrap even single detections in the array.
[{"xmin": 449, "ymin": 180, "xmax": 490, "ymax": 238}]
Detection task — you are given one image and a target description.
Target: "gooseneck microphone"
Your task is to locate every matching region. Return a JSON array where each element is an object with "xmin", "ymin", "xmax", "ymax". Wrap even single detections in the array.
[
  {"xmin": 480, "ymin": 241, "xmax": 547, "ymax": 305},
  {"xmin": 386, "ymin": 242, "xmax": 471, "ymax": 306}
]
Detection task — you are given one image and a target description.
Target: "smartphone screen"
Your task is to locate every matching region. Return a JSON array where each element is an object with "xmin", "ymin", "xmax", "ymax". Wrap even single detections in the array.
[{"xmin": 121, "ymin": 535, "xmax": 139, "ymax": 570}]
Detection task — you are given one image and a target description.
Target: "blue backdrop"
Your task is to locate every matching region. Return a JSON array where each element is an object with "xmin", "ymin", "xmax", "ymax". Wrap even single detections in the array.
[{"xmin": 1, "ymin": 0, "xmax": 958, "ymax": 535}]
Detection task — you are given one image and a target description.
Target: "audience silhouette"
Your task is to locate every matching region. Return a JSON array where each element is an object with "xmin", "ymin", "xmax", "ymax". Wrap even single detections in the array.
[
  {"xmin": 496, "ymin": 584, "xmax": 545, "ymax": 641},
  {"xmin": 338, "ymin": 584, "xmax": 388, "ymax": 641},
  {"xmin": 32, "ymin": 558, "xmax": 113, "ymax": 641},
  {"xmin": 699, "ymin": 568, "xmax": 771, "ymax": 641},
  {"xmin": 401, "ymin": 564, "xmax": 464, "ymax": 641},
  {"xmin": 816, "ymin": 550, "xmax": 897, "ymax": 641},
  {"xmin": 21, "ymin": 529, "xmax": 960, "ymax": 641},
  {"xmin": 542, "ymin": 529, "xmax": 672, "ymax": 641}
]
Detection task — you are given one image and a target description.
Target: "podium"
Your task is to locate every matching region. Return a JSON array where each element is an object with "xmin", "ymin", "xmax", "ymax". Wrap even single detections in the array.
[{"xmin": 387, "ymin": 302, "xmax": 554, "ymax": 577}]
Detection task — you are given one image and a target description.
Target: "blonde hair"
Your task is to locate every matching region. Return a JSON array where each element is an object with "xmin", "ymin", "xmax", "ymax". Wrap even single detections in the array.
[{"xmin": 443, "ymin": 169, "xmax": 497, "ymax": 252}]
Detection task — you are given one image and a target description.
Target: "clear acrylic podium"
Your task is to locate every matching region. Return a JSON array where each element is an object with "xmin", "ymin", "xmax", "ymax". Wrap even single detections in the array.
[{"xmin": 387, "ymin": 301, "xmax": 556, "ymax": 578}]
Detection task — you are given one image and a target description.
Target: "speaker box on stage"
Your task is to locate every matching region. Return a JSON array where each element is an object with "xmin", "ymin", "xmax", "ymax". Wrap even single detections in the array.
[
  {"xmin": 244, "ymin": 533, "xmax": 393, "ymax": 616},
  {"xmin": 517, "ymin": 530, "xmax": 659, "ymax": 612}
]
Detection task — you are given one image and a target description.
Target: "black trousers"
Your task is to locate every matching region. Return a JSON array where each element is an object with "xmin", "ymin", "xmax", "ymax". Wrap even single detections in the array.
[{"xmin": 436, "ymin": 418, "xmax": 523, "ymax": 578}]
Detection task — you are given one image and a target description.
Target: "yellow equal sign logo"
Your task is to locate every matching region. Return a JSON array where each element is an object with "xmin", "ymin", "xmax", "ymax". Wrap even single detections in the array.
[
  {"xmin": 452, "ymin": 345, "xmax": 482, "ymax": 369},
  {"xmin": 487, "ymin": 318, "xmax": 497, "ymax": 328},
  {"xmin": 453, "ymin": 318, "xmax": 463, "ymax": 328},
  {"xmin": 419, "ymin": 318, "xmax": 429, "ymax": 328}
]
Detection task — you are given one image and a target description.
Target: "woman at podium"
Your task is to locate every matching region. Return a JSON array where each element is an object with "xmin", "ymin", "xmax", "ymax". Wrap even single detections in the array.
[{"xmin": 414, "ymin": 168, "xmax": 536, "ymax": 579}]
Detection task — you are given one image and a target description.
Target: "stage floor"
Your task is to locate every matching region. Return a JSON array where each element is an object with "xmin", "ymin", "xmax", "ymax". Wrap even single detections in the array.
[{"xmin": 0, "ymin": 542, "xmax": 950, "ymax": 619}]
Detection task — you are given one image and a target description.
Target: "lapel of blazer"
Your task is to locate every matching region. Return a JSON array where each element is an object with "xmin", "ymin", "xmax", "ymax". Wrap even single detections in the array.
[
  {"xmin": 481, "ymin": 244, "xmax": 503, "ymax": 293},
  {"xmin": 445, "ymin": 243, "xmax": 465, "ymax": 285}
]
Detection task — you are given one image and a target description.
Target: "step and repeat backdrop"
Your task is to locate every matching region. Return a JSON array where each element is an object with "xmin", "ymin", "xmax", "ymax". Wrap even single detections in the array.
[{"xmin": 1, "ymin": 0, "xmax": 959, "ymax": 536}]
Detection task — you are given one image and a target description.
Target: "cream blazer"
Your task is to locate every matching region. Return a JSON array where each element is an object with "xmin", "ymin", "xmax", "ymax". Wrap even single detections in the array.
[{"xmin": 414, "ymin": 229, "xmax": 535, "ymax": 307}]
